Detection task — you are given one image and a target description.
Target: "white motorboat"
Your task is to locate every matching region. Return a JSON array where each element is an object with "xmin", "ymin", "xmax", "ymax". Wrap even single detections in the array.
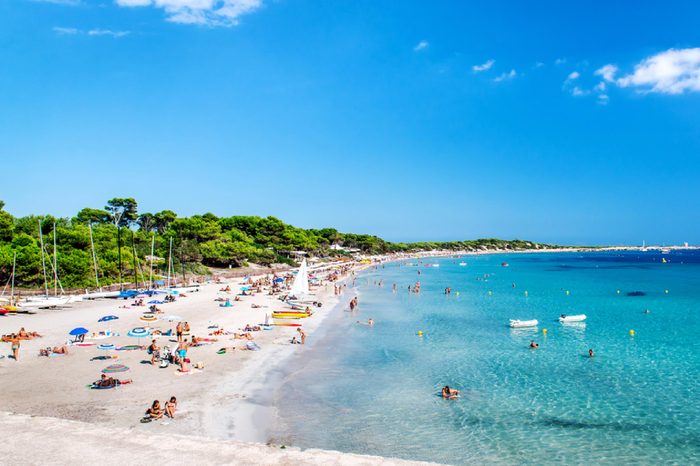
[
  {"xmin": 559, "ymin": 314, "xmax": 587, "ymax": 323},
  {"xmin": 509, "ymin": 319, "xmax": 538, "ymax": 328},
  {"xmin": 458, "ymin": 262, "xmax": 467, "ymax": 266}
]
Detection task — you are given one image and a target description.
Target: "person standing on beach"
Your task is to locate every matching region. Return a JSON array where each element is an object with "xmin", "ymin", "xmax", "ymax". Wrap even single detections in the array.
[
  {"xmin": 297, "ymin": 328, "xmax": 306, "ymax": 345},
  {"xmin": 10, "ymin": 334, "xmax": 20, "ymax": 361},
  {"xmin": 177, "ymin": 339, "xmax": 189, "ymax": 372},
  {"xmin": 176, "ymin": 322, "xmax": 183, "ymax": 342}
]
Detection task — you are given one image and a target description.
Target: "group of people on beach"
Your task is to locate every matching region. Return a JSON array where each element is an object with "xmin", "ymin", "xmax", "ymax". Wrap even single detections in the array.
[
  {"xmin": 2, "ymin": 327, "xmax": 43, "ymax": 360},
  {"xmin": 144, "ymin": 396, "xmax": 177, "ymax": 421}
]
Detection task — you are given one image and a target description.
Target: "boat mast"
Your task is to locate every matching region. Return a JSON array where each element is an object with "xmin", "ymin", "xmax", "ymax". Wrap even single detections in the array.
[
  {"xmin": 166, "ymin": 236, "xmax": 173, "ymax": 289},
  {"xmin": 88, "ymin": 223, "xmax": 101, "ymax": 291},
  {"xmin": 38, "ymin": 219, "xmax": 49, "ymax": 298},
  {"xmin": 53, "ymin": 222, "xmax": 58, "ymax": 296},
  {"xmin": 149, "ymin": 233, "xmax": 154, "ymax": 290},
  {"xmin": 10, "ymin": 252, "xmax": 16, "ymax": 306},
  {"xmin": 131, "ymin": 231, "xmax": 138, "ymax": 289}
]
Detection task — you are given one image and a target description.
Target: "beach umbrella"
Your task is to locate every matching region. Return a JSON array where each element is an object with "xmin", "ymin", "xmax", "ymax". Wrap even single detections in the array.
[
  {"xmin": 97, "ymin": 343, "xmax": 116, "ymax": 359},
  {"xmin": 127, "ymin": 327, "xmax": 151, "ymax": 345},
  {"xmin": 162, "ymin": 315, "xmax": 183, "ymax": 322},
  {"xmin": 139, "ymin": 314, "xmax": 158, "ymax": 322},
  {"xmin": 147, "ymin": 300, "xmax": 164, "ymax": 305},
  {"xmin": 98, "ymin": 315, "xmax": 118, "ymax": 323},
  {"xmin": 102, "ymin": 363, "xmax": 129, "ymax": 373},
  {"xmin": 128, "ymin": 327, "xmax": 151, "ymax": 337},
  {"xmin": 69, "ymin": 327, "xmax": 89, "ymax": 336}
]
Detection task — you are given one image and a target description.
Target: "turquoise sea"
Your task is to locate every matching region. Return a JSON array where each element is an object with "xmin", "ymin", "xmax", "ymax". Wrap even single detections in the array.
[{"xmin": 270, "ymin": 251, "xmax": 700, "ymax": 465}]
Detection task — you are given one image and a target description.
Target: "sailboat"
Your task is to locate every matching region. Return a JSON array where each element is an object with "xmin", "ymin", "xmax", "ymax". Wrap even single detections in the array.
[{"xmin": 286, "ymin": 258, "xmax": 314, "ymax": 305}]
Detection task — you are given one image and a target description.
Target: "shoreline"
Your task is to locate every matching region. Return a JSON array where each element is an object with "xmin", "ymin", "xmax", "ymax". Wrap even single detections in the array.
[{"xmin": 0, "ymin": 248, "xmax": 694, "ymax": 464}]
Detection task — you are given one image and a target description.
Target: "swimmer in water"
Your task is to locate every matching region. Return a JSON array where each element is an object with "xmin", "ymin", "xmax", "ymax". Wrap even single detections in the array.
[
  {"xmin": 589, "ymin": 348, "xmax": 594, "ymax": 357},
  {"xmin": 441, "ymin": 385, "xmax": 460, "ymax": 399},
  {"xmin": 644, "ymin": 309, "xmax": 651, "ymax": 314},
  {"xmin": 529, "ymin": 340, "xmax": 539, "ymax": 349}
]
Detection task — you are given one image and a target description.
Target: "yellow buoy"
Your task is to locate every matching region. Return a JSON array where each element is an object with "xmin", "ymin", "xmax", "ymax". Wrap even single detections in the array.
[
  {"xmin": 629, "ymin": 329, "xmax": 635, "ymax": 336},
  {"xmin": 417, "ymin": 330, "xmax": 423, "ymax": 336},
  {"xmin": 543, "ymin": 328, "xmax": 548, "ymax": 335}
]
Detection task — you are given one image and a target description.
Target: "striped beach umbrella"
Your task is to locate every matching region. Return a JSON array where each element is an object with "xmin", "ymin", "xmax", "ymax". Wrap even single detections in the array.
[
  {"xmin": 102, "ymin": 363, "xmax": 129, "ymax": 373},
  {"xmin": 127, "ymin": 327, "xmax": 151, "ymax": 345},
  {"xmin": 97, "ymin": 343, "xmax": 116, "ymax": 359},
  {"xmin": 139, "ymin": 314, "xmax": 157, "ymax": 322},
  {"xmin": 127, "ymin": 327, "xmax": 151, "ymax": 338}
]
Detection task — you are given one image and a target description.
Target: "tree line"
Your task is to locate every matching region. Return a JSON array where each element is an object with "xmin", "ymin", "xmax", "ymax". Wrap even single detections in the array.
[{"xmin": 0, "ymin": 198, "xmax": 555, "ymax": 289}]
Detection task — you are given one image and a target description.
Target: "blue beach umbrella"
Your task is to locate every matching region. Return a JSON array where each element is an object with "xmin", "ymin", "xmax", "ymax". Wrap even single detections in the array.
[
  {"xmin": 97, "ymin": 343, "xmax": 116, "ymax": 359},
  {"xmin": 98, "ymin": 315, "xmax": 118, "ymax": 323},
  {"xmin": 69, "ymin": 327, "xmax": 89, "ymax": 336},
  {"xmin": 127, "ymin": 327, "xmax": 151, "ymax": 345},
  {"xmin": 128, "ymin": 327, "xmax": 151, "ymax": 338},
  {"xmin": 147, "ymin": 300, "xmax": 165, "ymax": 305}
]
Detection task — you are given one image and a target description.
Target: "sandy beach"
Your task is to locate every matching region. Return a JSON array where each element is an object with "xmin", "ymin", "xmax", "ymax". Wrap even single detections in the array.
[{"xmin": 0, "ymin": 260, "xmax": 420, "ymax": 464}]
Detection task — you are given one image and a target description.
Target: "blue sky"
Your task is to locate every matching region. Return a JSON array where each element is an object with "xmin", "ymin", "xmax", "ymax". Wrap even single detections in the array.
[{"xmin": 1, "ymin": 1, "xmax": 700, "ymax": 245}]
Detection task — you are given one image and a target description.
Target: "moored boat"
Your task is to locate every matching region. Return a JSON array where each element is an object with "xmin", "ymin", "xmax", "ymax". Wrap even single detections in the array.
[
  {"xmin": 509, "ymin": 319, "xmax": 538, "ymax": 328},
  {"xmin": 559, "ymin": 314, "xmax": 587, "ymax": 323}
]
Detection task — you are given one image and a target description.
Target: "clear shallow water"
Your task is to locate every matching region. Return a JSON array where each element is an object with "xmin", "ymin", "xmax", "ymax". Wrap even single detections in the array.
[{"xmin": 271, "ymin": 251, "xmax": 700, "ymax": 465}]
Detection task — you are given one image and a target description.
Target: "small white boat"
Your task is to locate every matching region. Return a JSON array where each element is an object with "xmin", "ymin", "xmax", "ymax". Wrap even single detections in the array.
[
  {"xmin": 458, "ymin": 262, "xmax": 467, "ymax": 266},
  {"xmin": 559, "ymin": 314, "xmax": 587, "ymax": 323},
  {"xmin": 509, "ymin": 319, "xmax": 538, "ymax": 328},
  {"xmin": 431, "ymin": 264, "xmax": 440, "ymax": 268}
]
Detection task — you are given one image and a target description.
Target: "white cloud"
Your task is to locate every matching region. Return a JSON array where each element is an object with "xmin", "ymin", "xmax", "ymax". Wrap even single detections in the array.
[
  {"xmin": 571, "ymin": 86, "xmax": 589, "ymax": 96},
  {"xmin": 472, "ymin": 59, "xmax": 495, "ymax": 72},
  {"xmin": 566, "ymin": 71, "xmax": 580, "ymax": 81},
  {"xmin": 595, "ymin": 64, "xmax": 618, "ymax": 82},
  {"xmin": 53, "ymin": 26, "xmax": 130, "ymax": 37},
  {"xmin": 555, "ymin": 58, "xmax": 566, "ymax": 65},
  {"xmin": 534, "ymin": 61, "xmax": 545, "ymax": 68},
  {"xmin": 88, "ymin": 28, "xmax": 130, "ymax": 37},
  {"xmin": 115, "ymin": 0, "xmax": 263, "ymax": 27},
  {"xmin": 53, "ymin": 26, "xmax": 79, "ymax": 34},
  {"xmin": 413, "ymin": 40, "xmax": 429, "ymax": 52},
  {"xmin": 594, "ymin": 81, "xmax": 606, "ymax": 92},
  {"xmin": 494, "ymin": 69, "xmax": 517, "ymax": 82},
  {"xmin": 33, "ymin": 0, "xmax": 80, "ymax": 5},
  {"xmin": 616, "ymin": 48, "xmax": 700, "ymax": 94},
  {"xmin": 597, "ymin": 94, "xmax": 609, "ymax": 105}
]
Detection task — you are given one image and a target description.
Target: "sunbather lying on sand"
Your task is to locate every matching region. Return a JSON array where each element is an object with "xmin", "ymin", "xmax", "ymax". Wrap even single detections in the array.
[
  {"xmin": 93, "ymin": 374, "xmax": 132, "ymax": 388},
  {"xmin": 232, "ymin": 333, "xmax": 254, "ymax": 340},
  {"xmin": 18, "ymin": 328, "xmax": 42, "ymax": 339},
  {"xmin": 39, "ymin": 345, "xmax": 69, "ymax": 356},
  {"xmin": 243, "ymin": 325, "xmax": 262, "ymax": 332}
]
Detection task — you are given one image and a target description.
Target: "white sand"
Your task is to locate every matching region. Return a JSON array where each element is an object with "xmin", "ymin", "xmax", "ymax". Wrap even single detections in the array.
[
  {"xmin": 0, "ymin": 265, "xmax": 370, "ymax": 455},
  {"xmin": 0, "ymin": 411, "xmax": 439, "ymax": 465}
]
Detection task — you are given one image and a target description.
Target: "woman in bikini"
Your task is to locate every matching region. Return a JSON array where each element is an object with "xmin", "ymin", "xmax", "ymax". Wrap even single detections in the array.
[
  {"xmin": 146, "ymin": 400, "xmax": 164, "ymax": 419},
  {"xmin": 165, "ymin": 396, "xmax": 177, "ymax": 418}
]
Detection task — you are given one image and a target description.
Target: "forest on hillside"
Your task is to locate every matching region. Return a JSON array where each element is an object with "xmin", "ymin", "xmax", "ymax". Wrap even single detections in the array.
[{"xmin": 0, "ymin": 198, "xmax": 553, "ymax": 289}]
